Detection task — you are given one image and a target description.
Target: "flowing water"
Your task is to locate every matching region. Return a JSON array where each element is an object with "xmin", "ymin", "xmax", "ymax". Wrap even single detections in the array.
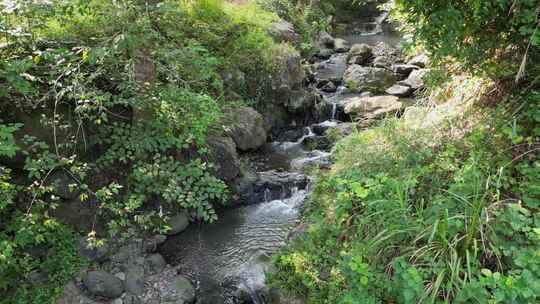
[{"xmin": 159, "ymin": 8, "xmax": 397, "ymax": 304}]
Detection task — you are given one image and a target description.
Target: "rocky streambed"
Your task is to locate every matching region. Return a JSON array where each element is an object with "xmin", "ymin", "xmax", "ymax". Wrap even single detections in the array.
[{"xmin": 59, "ymin": 8, "xmax": 431, "ymax": 304}]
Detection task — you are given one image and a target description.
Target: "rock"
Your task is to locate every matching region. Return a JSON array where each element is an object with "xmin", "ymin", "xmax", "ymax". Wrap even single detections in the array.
[
  {"xmin": 393, "ymin": 64, "xmax": 420, "ymax": 76},
  {"xmin": 301, "ymin": 135, "xmax": 332, "ymax": 151},
  {"xmin": 222, "ymin": 107, "xmax": 267, "ymax": 151},
  {"xmin": 276, "ymin": 128, "xmax": 305, "ymax": 142},
  {"xmin": 268, "ymin": 20, "xmax": 299, "ymax": 43},
  {"xmin": 165, "ymin": 275, "xmax": 196, "ymax": 304},
  {"xmin": 166, "ymin": 212, "xmax": 190, "ymax": 236},
  {"xmin": 111, "ymin": 241, "xmax": 144, "ymax": 264},
  {"xmin": 28, "ymin": 270, "xmax": 48, "ymax": 285},
  {"xmin": 348, "ymin": 43, "xmax": 373, "ymax": 65},
  {"xmin": 83, "ymin": 271, "xmax": 124, "ymax": 299},
  {"xmin": 385, "ymin": 84, "xmax": 414, "ymax": 97},
  {"xmin": 47, "ymin": 170, "xmax": 80, "ymax": 200},
  {"xmin": 333, "ymin": 38, "xmax": 350, "ymax": 53},
  {"xmin": 243, "ymin": 171, "xmax": 309, "ymax": 203},
  {"xmin": 125, "ymin": 265, "xmax": 145, "ymax": 296},
  {"xmin": 124, "ymin": 294, "xmax": 142, "ymax": 304},
  {"xmin": 51, "ymin": 197, "xmax": 104, "ymax": 235},
  {"xmin": 317, "ymin": 31, "xmax": 335, "ymax": 49},
  {"xmin": 398, "ymin": 69, "xmax": 429, "ymax": 90},
  {"xmin": 78, "ymin": 237, "xmax": 109, "ymax": 262},
  {"xmin": 58, "ymin": 281, "xmax": 84, "ymax": 304},
  {"xmin": 314, "ymin": 48, "xmax": 334, "ymax": 60},
  {"xmin": 272, "ymin": 46, "xmax": 305, "ymax": 98},
  {"xmin": 343, "ymin": 95, "xmax": 404, "ymax": 120},
  {"xmin": 115, "ymin": 272, "xmax": 126, "ymax": 281},
  {"xmin": 320, "ymin": 81, "xmax": 337, "ymax": 93},
  {"xmin": 314, "ymin": 54, "xmax": 347, "ymax": 83},
  {"xmin": 372, "ymin": 56, "xmax": 392, "ymax": 70},
  {"xmin": 312, "ymin": 120, "xmax": 339, "ymax": 135},
  {"xmin": 343, "ymin": 65, "xmax": 396, "ymax": 93},
  {"xmin": 408, "ymin": 53, "xmax": 430, "ymax": 68},
  {"xmin": 145, "ymin": 254, "xmax": 166, "ymax": 275},
  {"xmin": 144, "ymin": 234, "xmax": 167, "ymax": 253},
  {"xmin": 372, "ymin": 41, "xmax": 401, "ymax": 59},
  {"xmin": 207, "ymin": 136, "xmax": 241, "ymax": 181},
  {"xmin": 290, "ymin": 151, "xmax": 332, "ymax": 171},
  {"xmin": 325, "ymin": 122, "xmax": 355, "ymax": 138},
  {"xmin": 283, "ymin": 89, "xmax": 320, "ymax": 114}
]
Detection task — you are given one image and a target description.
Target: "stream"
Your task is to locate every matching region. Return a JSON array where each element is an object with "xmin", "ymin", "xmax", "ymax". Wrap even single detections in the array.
[{"xmin": 159, "ymin": 10, "xmax": 401, "ymax": 304}]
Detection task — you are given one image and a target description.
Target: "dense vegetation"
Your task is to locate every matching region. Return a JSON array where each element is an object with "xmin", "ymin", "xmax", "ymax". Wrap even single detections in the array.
[
  {"xmin": 272, "ymin": 0, "xmax": 540, "ymax": 303},
  {"xmin": 0, "ymin": 0, "xmax": 289, "ymax": 301}
]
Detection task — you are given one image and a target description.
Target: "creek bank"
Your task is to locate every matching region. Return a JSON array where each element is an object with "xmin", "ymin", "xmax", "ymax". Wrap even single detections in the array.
[{"xmin": 57, "ymin": 5, "xmax": 432, "ymax": 304}]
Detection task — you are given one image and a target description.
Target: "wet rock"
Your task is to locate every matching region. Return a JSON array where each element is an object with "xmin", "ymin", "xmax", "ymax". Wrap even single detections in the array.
[
  {"xmin": 343, "ymin": 95, "xmax": 404, "ymax": 120},
  {"xmin": 83, "ymin": 271, "xmax": 124, "ymax": 299},
  {"xmin": 78, "ymin": 237, "xmax": 109, "ymax": 262},
  {"xmin": 268, "ymin": 20, "xmax": 299, "ymax": 43},
  {"xmin": 246, "ymin": 171, "xmax": 309, "ymax": 203},
  {"xmin": 386, "ymin": 84, "xmax": 414, "ymax": 97},
  {"xmin": 58, "ymin": 281, "xmax": 84, "ymax": 304},
  {"xmin": 284, "ymin": 89, "xmax": 320, "ymax": 114},
  {"xmin": 372, "ymin": 56, "xmax": 392, "ymax": 69},
  {"xmin": 334, "ymin": 38, "xmax": 350, "ymax": 53},
  {"xmin": 312, "ymin": 120, "xmax": 339, "ymax": 135},
  {"xmin": 166, "ymin": 212, "xmax": 190, "ymax": 236},
  {"xmin": 276, "ymin": 128, "xmax": 305, "ymax": 142},
  {"xmin": 320, "ymin": 81, "xmax": 337, "ymax": 93},
  {"xmin": 163, "ymin": 275, "xmax": 196, "ymax": 304},
  {"xmin": 314, "ymin": 54, "xmax": 347, "ymax": 83},
  {"xmin": 207, "ymin": 136, "xmax": 241, "ymax": 181},
  {"xmin": 47, "ymin": 170, "xmax": 80, "ymax": 200},
  {"xmin": 314, "ymin": 48, "xmax": 334, "ymax": 60},
  {"xmin": 325, "ymin": 122, "xmax": 355, "ymax": 138},
  {"xmin": 317, "ymin": 31, "xmax": 335, "ymax": 49},
  {"xmin": 398, "ymin": 69, "xmax": 429, "ymax": 90},
  {"xmin": 290, "ymin": 151, "xmax": 332, "ymax": 171},
  {"xmin": 348, "ymin": 43, "xmax": 373, "ymax": 65},
  {"xmin": 343, "ymin": 65, "xmax": 396, "ymax": 93},
  {"xmin": 393, "ymin": 64, "xmax": 420, "ymax": 76},
  {"xmin": 222, "ymin": 107, "xmax": 268, "ymax": 151},
  {"xmin": 301, "ymin": 136, "xmax": 332, "ymax": 151},
  {"xmin": 408, "ymin": 53, "xmax": 430, "ymax": 68},
  {"xmin": 144, "ymin": 234, "xmax": 167, "ymax": 253},
  {"xmin": 125, "ymin": 265, "xmax": 145, "ymax": 296},
  {"xmin": 145, "ymin": 254, "xmax": 166, "ymax": 275}
]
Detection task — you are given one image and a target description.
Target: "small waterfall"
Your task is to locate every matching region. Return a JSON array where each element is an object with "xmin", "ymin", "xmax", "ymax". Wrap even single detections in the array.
[
  {"xmin": 331, "ymin": 102, "xmax": 337, "ymax": 120},
  {"xmin": 263, "ymin": 188, "xmax": 271, "ymax": 203}
]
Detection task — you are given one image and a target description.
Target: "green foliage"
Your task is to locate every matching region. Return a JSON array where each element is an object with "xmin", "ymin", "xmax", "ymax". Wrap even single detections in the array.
[
  {"xmin": 394, "ymin": 0, "xmax": 540, "ymax": 81},
  {"xmin": 272, "ymin": 99, "xmax": 540, "ymax": 303}
]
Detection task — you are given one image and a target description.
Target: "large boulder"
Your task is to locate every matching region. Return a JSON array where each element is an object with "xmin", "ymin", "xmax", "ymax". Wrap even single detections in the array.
[
  {"xmin": 343, "ymin": 65, "xmax": 396, "ymax": 93},
  {"xmin": 240, "ymin": 170, "xmax": 309, "ymax": 204},
  {"xmin": 314, "ymin": 54, "xmax": 348, "ymax": 84},
  {"xmin": 333, "ymin": 38, "xmax": 351, "ymax": 53},
  {"xmin": 207, "ymin": 136, "xmax": 241, "ymax": 181},
  {"xmin": 408, "ymin": 53, "xmax": 430, "ymax": 68},
  {"xmin": 161, "ymin": 275, "xmax": 196, "ymax": 304},
  {"xmin": 222, "ymin": 107, "xmax": 267, "ymax": 151},
  {"xmin": 268, "ymin": 20, "xmax": 299, "ymax": 43},
  {"xmin": 284, "ymin": 89, "xmax": 320, "ymax": 114},
  {"xmin": 343, "ymin": 95, "xmax": 404, "ymax": 119},
  {"xmin": 317, "ymin": 31, "xmax": 335, "ymax": 49},
  {"xmin": 166, "ymin": 212, "xmax": 190, "ymax": 236},
  {"xmin": 398, "ymin": 69, "xmax": 429, "ymax": 90},
  {"xmin": 348, "ymin": 43, "xmax": 373, "ymax": 65},
  {"xmin": 124, "ymin": 264, "xmax": 145, "ymax": 296},
  {"xmin": 83, "ymin": 271, "xmax": 124, "ymax": 299},
  {"xmin": 385, "ymin": 84, "xmax": 414, "ymax": 97},
  {"xmin": 272, "ymin": 45, "xmax": 305, "ymax": 98}
]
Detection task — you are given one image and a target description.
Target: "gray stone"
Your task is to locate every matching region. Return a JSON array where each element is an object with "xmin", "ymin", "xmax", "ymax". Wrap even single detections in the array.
[
  {"xmin": 348, "ymin": 43, "xmax": 373, "ymax": 65},
  {"xmin": 284, "ymin": 89, "xmax": 320, "ymax": 114},
  {"xmin": 58, "ymin": 281, "xmax": 84, "ymax": 304},
  {"xmin": 78, "ymin": 237, "xmax": 109, "ymax": 262},
  {"xmin": 320, "ymin": 81, "xmax": 337, "ymax": 93},
  {"xmin": 144, "ymin": 234, "xmax": 167, "ymax": 253},
  {"xmin": 343, "ymin": 65, "xmax": 396, "ymax": 93},
  {"xmin": 385, "ymin": 84, "xmax": 414, "ymax": 97},
  {"xmin": 166, "ymin": 212, "xmax": 190, "ymax": 236},
  {"xmin": 314, "ymin": 48, "xmax": 334, "ymax": 60},
  {"xmin": 312, "ymin": 120, "xmax": 339, "ymax": 135},
  {"xmin": 83, "ymin": 271, "xmax": 124, "ymax": 299},
  {"xmin": 47, "ymin": 170, "xmax": 80, "ymax": 200},
  {"xmin": 372, "ymin": 56, "xmax": 392, "ymax": 69},
  {"xmin": 163, "ymin": 275, "xmax": 196, "ymax": 304},
  {"xmin": 314, "ymin": 54, "xmax": 347, "ymax": 83},
  {"xmin": 333, "ymin": 38, "xmax": 350, "ymax": 53},
  {"xmin": 398, "ymin": 69, "xmax": 429, "ymax": 90},
  {"xmin": 207, "ymin": 136, "xmax": 241, "ymax": 181},
  {"xmin": 343, "ymin": 95, "xmax": 404, "ymax": 120},
  {"xmin": 317, "ymin": 31, "xmax": 335, "ymax": 49},
  {"xmin": 408, "ymin": 53, "xmax": 430, "ymax": 68},
  {"xmin": 145, "ymin": 254, "xmax": 166, "ymax": 275},
  {"xmin": 222, "ymin": 107, "xmax": 267, "ymax": 151},
  {"xmin": 125, "ymin": 265, "xmax": 145, "ymax": 296},
  {"xmin": 124, "ymin": 294, "xmax": 142, "ymax": 304},
  {"xmin": 268, "ymin": 20, "xmax": 299, "ymax": 43},
  {"xmin": 393, "ymin": 64, "xmax": 420, "ymax": 76}
]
